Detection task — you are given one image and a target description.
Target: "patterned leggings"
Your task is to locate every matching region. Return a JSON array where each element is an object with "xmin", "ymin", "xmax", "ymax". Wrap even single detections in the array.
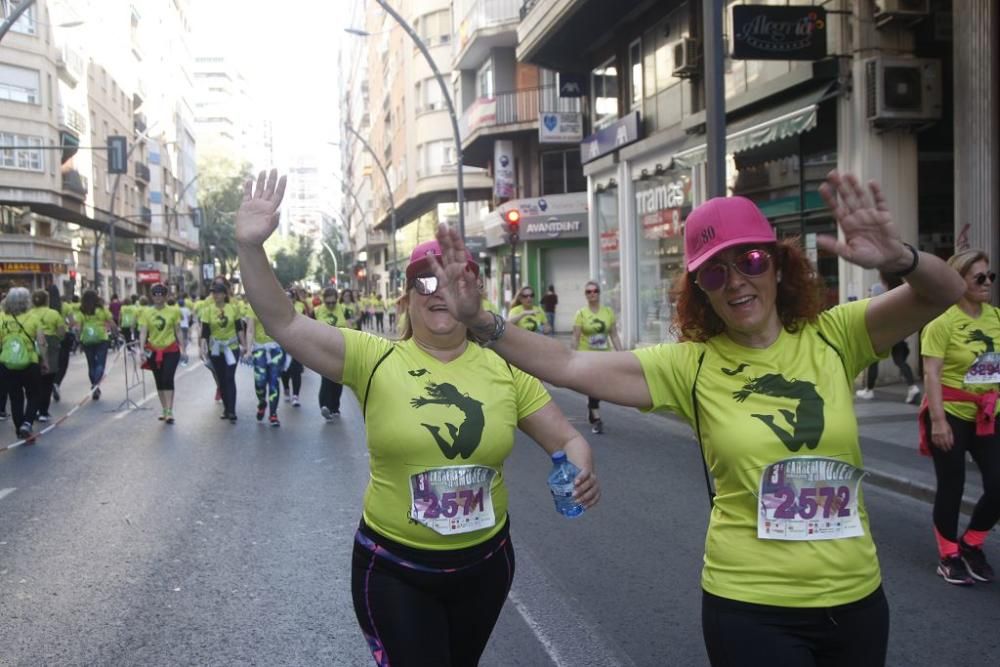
[{"xmin": 253, "ymin": 344, "xmax": 285, "ymax": 416}]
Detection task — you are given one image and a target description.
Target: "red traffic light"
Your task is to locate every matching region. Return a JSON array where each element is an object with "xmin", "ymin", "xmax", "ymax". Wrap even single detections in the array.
[
  {"xmin": 69, "ymin": 270, "xmax": 78, "ymax": 280},
  {"xmin": 504, "ymin": 209, "xmax": 520, "ymax": 224},
  {"xmin": 503, "ymin": 209, "xmax": 521, "ymax": 244}
]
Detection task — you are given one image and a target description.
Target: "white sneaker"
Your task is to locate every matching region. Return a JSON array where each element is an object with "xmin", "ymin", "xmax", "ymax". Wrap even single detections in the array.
[
  {"xmin": 292, "ymin": 395, "xmax": 301, "ymax": 407},
  {"xmin": 906, "ymin": 385, "xmax": 921, "ymax": 404},
  {"xmin": 855, "ymin": 388, "xmax": 874, "ymax": 400},
  {"xmin": 321, "ymin": 406, "xmax": 332, "ymax": 421}
]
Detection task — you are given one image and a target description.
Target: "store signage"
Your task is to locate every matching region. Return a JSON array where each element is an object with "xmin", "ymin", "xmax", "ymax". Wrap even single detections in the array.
[
  {"xmin": 732, "ymin": 5, "xmax": 827, "ymax": 61},
  {"xmin": 539, "ymin": 112, "xmax": 583, "ymax": 143},
  {"xmin": 581, "ymin": 112, "xmax": 641, "ymax": 163},
  {"xmin": 0, "ymin": 262, "xmax": 63, "ymax": 274},
  {"xmin": 635, "ymin": 170, "xmax": 693, "ymax": 240},
  {"xmin": 523, "ymin": 217, "xmax": 585, "ymax": 239},
  {"xmin": 493, "ymin": 140, "xmax": 515, "ymax": 198},
  {"xmin": 557, "ymin": 73, "xmax": 586, "ymax": 98},
  {"xmin": 137, "ymin": 270, "xmax": 162, "ymax": 283}
]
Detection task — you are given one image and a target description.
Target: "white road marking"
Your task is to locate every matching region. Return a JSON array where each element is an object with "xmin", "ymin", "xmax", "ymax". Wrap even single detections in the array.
[
  {"xmin": 507, "ymin": 589, "xmax": 572, "ymax": 667},
  {"xmin": 0, "ymin": 488, "xmax": 16, "ymax": 501}
]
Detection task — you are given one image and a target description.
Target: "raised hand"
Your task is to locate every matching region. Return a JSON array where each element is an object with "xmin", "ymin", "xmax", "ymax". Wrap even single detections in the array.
[
  {"xmin": 235, "ymin": 169, "xmax": 287, "ymax": 246},
  {"xmin": 432, "ymin": 224, "xmax": 485, "ymax": 325},
  {"xmin": 817, "ymin": 171, "xmax": 909, "ymax": 271}
]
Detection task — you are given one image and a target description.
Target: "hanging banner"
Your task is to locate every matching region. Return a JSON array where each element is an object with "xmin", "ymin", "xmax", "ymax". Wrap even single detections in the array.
[
  {"xmin": 493, "ymin": 140, "xmax": 515, "ymax": 199},
  {"xmin": 732, "ymin": 6, "xmax": 827, "ymax": 61}
]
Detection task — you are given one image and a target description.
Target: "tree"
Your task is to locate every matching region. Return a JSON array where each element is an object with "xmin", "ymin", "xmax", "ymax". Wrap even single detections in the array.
[
  {"xmin": 197, "ymin": 155, "xmax": 252, "ymax": 286},
  {"xmin": 271, "ymin": 233, "xmax": 314, "ymax": 287}
]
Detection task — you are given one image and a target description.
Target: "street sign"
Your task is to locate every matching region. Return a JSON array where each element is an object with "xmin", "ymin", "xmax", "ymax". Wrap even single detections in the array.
[
  {"xmin": 107, "ymin": 136, "xmax": 128, "ymax": 174},
  {"xmin": 732, "ymin": 6, "xmax": 827, "ymax": 61}
]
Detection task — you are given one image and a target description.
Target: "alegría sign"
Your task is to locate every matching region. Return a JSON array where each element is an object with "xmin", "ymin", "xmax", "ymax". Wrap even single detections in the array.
[{"xmin": 732, "ymin": 5, "xmax": 826, "ymax": 61}]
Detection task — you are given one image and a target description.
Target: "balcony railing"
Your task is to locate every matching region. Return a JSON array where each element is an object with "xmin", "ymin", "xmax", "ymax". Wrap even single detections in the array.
[
  {"xmin": 461, "ymin": 0, "xmax": 520, "ymax": 36},
  {"xmin": 62, "ymin": 169, "xmax": 88, "ymax": 197},
  {"xmin": 519, "ymin": 0, "xmax": 542, "ymax": 20},
  {"xmin": 459, "ymin": 84, "xmax": 582, "ymax": 140},
  {"xmin": 134, "ymin": 112, "xmax": 147, "ymax": 134},
  {"xmin": 135, "ymin": 161, "xmax": 151, "ymax": 183},
  {"xmin": 0, "ymin": 234, "xmax": 74, "ymax": 263},
  {"xmin": 140, "ymin": 207, "xmax": 153, "ymax": 224}
]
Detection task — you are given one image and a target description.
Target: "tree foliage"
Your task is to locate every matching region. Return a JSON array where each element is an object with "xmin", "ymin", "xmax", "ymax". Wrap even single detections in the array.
[
  {"xmin": 197, "ymin": 155, "xmax": 252, "ymax": 281},
  {"xmin": 272, "ymin": 233, "xmax": 315, "ymax": 288}
]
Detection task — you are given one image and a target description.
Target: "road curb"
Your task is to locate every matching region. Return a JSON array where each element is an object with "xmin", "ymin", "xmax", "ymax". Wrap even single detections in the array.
[{"xmin": 862, "ymin": 467, "xmax": 976, "ymax": 516}]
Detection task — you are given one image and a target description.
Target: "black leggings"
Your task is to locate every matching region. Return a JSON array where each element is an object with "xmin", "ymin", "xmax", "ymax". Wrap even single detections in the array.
[
  {"xmin": 151, "ymin": 351, "xmax": 181, "ymax": 391},
  {"xmin": 587, "ymin": 396, "xmax": 600, "ymax": 422},
  {"xmin": 925, "ymin": 411, "xmax": 1000, "ymax": 542},
  {"xmin": 352, "ymin": 519, "xmax": 514, "ymax": 667},
  {"xmin": 281, "ymin": 359, "xmax": 303, "ymax": 396},
  {"xmin": 319, "ymin": 376, "xmax": 343, "ymax": 412},
  {"xmin": 1, "ymin": 364, "xmax": 42, "ymax": 430},
  {"xmin": 865, "ymin": 341, "xmax": 916, "ymax": 389},
  {"xmin": 55, "ymin": 333, "xmax": 73, "ymax": 385},
  {"xmin": 702, "ymin": 587, "xmax": 889, "ymax": 667},
  {"xmin": 209, "ymin": 352, "xmax": 238, "ymax": 415}
]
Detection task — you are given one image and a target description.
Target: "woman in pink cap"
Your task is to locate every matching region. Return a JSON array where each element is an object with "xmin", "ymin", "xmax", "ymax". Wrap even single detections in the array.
[
  {"xmin": 433, "ymin": 171, "xmax": 965, "ymax": 666},
  {"xmin": 234, "ymin": 170, "xmax": 601, "ymax": 666}
]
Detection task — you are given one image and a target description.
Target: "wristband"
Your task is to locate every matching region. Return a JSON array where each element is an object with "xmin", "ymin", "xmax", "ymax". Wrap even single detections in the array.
[
  {"xmin": 473, "ymin": 312, "xmax": 506, "ymax": 348},
  {"xmin": 891, "ymin": 242, "xmax": 919, "ymax": 278}
]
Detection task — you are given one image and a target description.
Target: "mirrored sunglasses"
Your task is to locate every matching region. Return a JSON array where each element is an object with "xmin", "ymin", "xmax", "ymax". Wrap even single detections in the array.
[
  {"xmin": 411, "ymin": 275, "xmax": 439, "ymax": 296},
  {"xmin": 695, "ymin": 248, "xmax": 772, "ymax": 292},
  {"xmin": 973, "ymin": 271, "xmax": 996, "ymax": 285}
]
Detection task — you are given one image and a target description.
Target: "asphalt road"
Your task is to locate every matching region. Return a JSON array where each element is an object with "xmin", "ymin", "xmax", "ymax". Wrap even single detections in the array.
[{"xmin": 0, "ymin": 350, "xmax": 997, "ymax": 666}]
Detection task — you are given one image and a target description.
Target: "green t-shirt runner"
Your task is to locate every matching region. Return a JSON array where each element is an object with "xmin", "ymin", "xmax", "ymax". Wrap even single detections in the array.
[
  {"xmin": 120, "ymin": 304, "xmax": 139, "ymax": 329},
  {"xmin": 140, "ymin": 305, "xmax": 182, "ymax": 349},
  {"xmin": 340, "ymin": 328, "xmax": 551, "ymax": 550},
  {"xmin": 0, "ymin": 311, "xmax": 42, "ymax": 366},
  {"xmin": 202, "ymin": 302, "xmax": 241, "ymax": 345},
  {"xmin": 633, "ymin": 299, "xmax": 884, "ymax": 608},
  {"xmin": 508, "ymin": 304, "xmax": 544, "ymax": 333},
  {"xmin": 920, "ymin": 304, "xmax": 1000, "ymax": 422},
  {"xmin": 78, "ymin": 308, "xmax": 113, "ymax": 344},
  {"xmin": 245, "ymin": 309, "xmax": 276, "ymax": 345},
  {"xmin": 27, "ymin": 306, "xmax": 64, "ymax": 338},
  {"xmin": 315, "ymin": 303, "xmax": 347, "ymax": 328},
  {"xmin": 573, "ymin": 305, "xmax": 616, "ymax": 351}
]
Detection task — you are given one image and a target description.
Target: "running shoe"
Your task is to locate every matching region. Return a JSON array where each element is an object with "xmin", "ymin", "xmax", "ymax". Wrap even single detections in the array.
[
  {"xmin": 52, "ymin": 384, "xmax": 60, "ymax": 402},
  {"xmin": 269, "ymin": 414, "xmax": 280, "ymax": 428},
  {"xmin": 228, "ymin": 414, "xmax": 237, "ymax": 424},
  {"xmin": 92, "ymin": 387, "xmax": 101, "ymax": 400},
  {"xmin": 960, "ymin": 541, "xmax": 995, "ymax": 582},
  {"xmin": 855, "ymin": 388, "xmax": 874, "ymax": 400},
  {"xmin": 292, "ymin": 395, "xmax": 301, "ymax": 407},
  {"xmin": 284, "ymin": 393, "xmax": 291, "ymax": 403},
  {"xmin": 37, "ymin": 413, "xmax": 50, "ymax": 423},
  {"xmin": 592, "ymin": 419, "xmax": 604, "ymax": 435},
  {"xmin": 937, "ymin": 556, "xmax": 975, "ymax": 585},
  {"xmin": 164, "ymin": 411, "xmax": 175, "ymax": 425},
  {"xmin": 17, "ymin": 423, "xmax": 32, "ymax": 440},
  {"xmin": 158, "ymin": 411, "xmax": 166, "ymax": 421},
  {"xmin": 256, "ymin": 403, "xmax": 266, "ymax": 422},
  {"xmin": 906, "ymin": 385, "xmax": 921, "ymax": 405},
  {"xmin": 321, "ymin": 406, "xmax": 332, "ymax": 421}
]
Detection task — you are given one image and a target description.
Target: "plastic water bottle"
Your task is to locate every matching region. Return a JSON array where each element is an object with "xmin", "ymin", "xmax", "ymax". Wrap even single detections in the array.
[{"xmin": 548, "ymin": 451, "xmax": 584, "ymax": 518}]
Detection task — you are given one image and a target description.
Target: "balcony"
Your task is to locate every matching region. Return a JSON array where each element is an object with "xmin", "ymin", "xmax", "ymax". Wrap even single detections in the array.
[
  {"xmin": 454, "ymin": 0, "xmax": 521, "ymax": 70},
  {"xmin": 518, "ymin": 0, "xmax": 638, "ymax": 71},
  {"xmin": 134, "ymin": 112, "xmax": 147, "ymax": 134},
  {"xmin": 56, "ymin": 45, "xmax": 85, "ymax": 86},
  {"xmin": 58, "ymin": 104, "xmax": 86, "ymax": 134},
  {"xmin": 0, "ymin": 234, "xmax": 74, "ymax": 265},
  {"xmin": 135, "ymin": 161, "xmax": 151, "ymax": 183},
  {"xmin": 61, "ymin": 168, "xmax": 89, "ymax": 198},
  {"xmin": 140, "ymin": 206, "xmax": 153, "ymax": 224}
]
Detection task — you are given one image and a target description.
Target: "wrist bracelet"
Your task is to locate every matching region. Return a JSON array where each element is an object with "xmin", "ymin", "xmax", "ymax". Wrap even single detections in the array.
[
  {"xmin": 475, "ymin": 312, "xmax": 506, "ymax": 348},
  {"xmin": 892, "ymin": 242, "xmax": 919, "ymax": 278}
]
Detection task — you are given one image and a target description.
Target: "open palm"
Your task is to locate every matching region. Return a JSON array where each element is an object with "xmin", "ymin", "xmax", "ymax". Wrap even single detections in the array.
[
  {"xmin": 235, "ymin": 169, "xmax": 286, "ymax": 246},
  {"xmin": 817, "ymin": 171, "xmax": 906, "ymax": 270},
  {"xmin": 432, "ymin": 224, "xmax": 484, "ymax": 324}
]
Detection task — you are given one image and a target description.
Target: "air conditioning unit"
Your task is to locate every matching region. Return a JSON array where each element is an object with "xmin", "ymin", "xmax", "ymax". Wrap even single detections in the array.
[
  {"xmin": 873, "ymin": 0, "xmax": 930, "ymax": 28},
  {"xmin": 672, "ymin": 37, "xmax": 699, "ymax": 79},
  {"xmin": 864, "ymin": 57, "xmax": 942, "ymax": 129}
]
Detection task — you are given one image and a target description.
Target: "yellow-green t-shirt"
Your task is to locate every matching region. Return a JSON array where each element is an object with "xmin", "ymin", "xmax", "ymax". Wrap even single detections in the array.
[
  {"xmin": 0, "ymin": 311, "xmax": 41, "ymax": 365},
  {"xmin": 481, "ymin": 298, "xmax": 498, "ymax": 315},
  {"xmin": 202, "ymin": 302, "xmax": 241, "ymax": 343},
  {"xmin": 78, "ymin": 308, "xmax": 113, "ymax": 344},
  {"xmin": 61, "ymin": 302, "xmax": 80, "ymax": 326},
  {"xmin": 315, "ymin": 303, "xmax": 347, "ymax": 328},
  {"xmin": 27, "ymin": 306, "xmax": 64, "ymax": 338},
  {"xmin": 341, "ymin": 328, "xmax": 551, "ymax": 550},
  {"xmin": 574, "ymin": 305, "xmax": 616, "ymax": 351},
  {"xmin": 920, "ymin": 304, "xmax": 1000, "ymax": 422},
  {"xmin": 508, "ymin": 304, "xmax": 544, "ymax": 333},
  {"xmin": 633, "ymin": 299, "xmax": 883, "ymax": 608},
  {"xmin": 244, "ymin": 309, "xmax": 275, "ymax": 345},
  {"xmin": 141, "ymin": 305, "xmax": 182, "ymax": 349},
  {"xmin": 119, "ymin": 304, "xmax": 139, "ymax": 329}
]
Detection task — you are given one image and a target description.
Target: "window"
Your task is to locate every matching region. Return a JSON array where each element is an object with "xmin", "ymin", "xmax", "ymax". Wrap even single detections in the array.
[
  {"xmin": 590, "ymin": 58, "xmax": 619, "ymax": 129},
  {"xmin": 540, "ymin": 149, "xmax": 586, "ymax": 195},
  {"xmin": 629, "ymin": 39, "xmax": 643, "ymax": 111},
  {"xmin": 0, "ymin": 64, "xmax": 40, "ymax": 104},
  {"xmin": 0, "ymin": 132, "xmax": 44, "ymax": 171},
  {"xmin": 476, "ymin": 60, "xmax": 494, "ymax": 99},
  {"xmin": 416, "ymin": 9, "xmax": 451, "ymax": 45},
  {"xmin": 2, "ymin": 0, "xmax": 36, "ymax": 35},
  {"xmin": 416, "ymin": 78, "xmax": 445, "ymax": 112},
  {"xmin": 418, "ymin": 140, "xmax": 456, "ymax": 177}
]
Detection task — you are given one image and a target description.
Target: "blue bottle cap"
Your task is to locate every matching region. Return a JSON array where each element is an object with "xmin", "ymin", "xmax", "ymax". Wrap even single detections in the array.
[{"xmin": 551, "ymin": 451, "xmax": 566, "ymax": 461}]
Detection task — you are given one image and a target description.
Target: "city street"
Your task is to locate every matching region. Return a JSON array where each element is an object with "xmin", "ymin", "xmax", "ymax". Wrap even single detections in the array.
[{"xmin": 1, "ymin": 349, "xmax": 997, "ymax": 666}]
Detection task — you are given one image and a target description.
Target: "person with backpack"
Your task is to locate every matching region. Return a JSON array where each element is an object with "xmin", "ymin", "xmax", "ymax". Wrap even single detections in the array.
[
  {"xmin": 0, "ymin": 287, "xmax": 49, "ymax": 440},
  {"xmin": 77, "ymin": 290, "xmax": 117, "ymax": 400},
  {"xmin": 27, "ymin": 289, "xmax": 65, "ymax": 423}
]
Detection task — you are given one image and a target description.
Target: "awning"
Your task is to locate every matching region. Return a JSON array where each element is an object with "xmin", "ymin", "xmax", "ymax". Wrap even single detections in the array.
[{"xmin": 674, "ymin": 83, "xmax": 839, "ymax": 167}]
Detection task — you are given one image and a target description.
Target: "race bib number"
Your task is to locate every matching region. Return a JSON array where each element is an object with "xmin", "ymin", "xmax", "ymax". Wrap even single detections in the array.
[
  {"xmin": 964, "ymin": 352, "xmax": 1000, "ymax": 384},
  {"xmin": 757, "ymin": 457, "xmax": 866, "ymax": 541},
  {"xmin": 410, "ymin": 465, "xmax": 497, "ymax": 536},
  {"xmin": 588, "ymin": 334, "xmax": 608, "ymax": 349}
]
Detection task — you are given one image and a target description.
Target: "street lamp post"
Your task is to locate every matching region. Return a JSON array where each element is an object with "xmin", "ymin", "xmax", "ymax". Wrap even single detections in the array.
[
  {"xmin": 342, "ymin": 126, "xmax": 398, "ymax": 292},
  {"xmin": 346, "ymin": 0, "xmax": 465, "ymax": 239},
  {"xmin": 0, "ymin": 0, "xmax": 36, "ymax": 43},
  {"xmin": 170, "ymin": 173, "xmax": 199, "ymax": 293}
]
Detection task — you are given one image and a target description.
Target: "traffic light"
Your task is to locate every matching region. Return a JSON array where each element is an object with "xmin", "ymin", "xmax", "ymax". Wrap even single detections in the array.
[
  {"xmin": 68, "ymin": 270, "xmax": 77, "ymax": 282},
  {"xmin": 503, "ymin": 209, "xmax": 521, "ymax": 244},
  {"xmin": 107, "ymin": 136, "xmax": 128, "ymax": 174}
]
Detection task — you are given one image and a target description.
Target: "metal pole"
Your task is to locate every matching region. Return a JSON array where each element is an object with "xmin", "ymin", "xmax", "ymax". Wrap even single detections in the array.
[
  {"xmin": 108, "ymin": 173, "xmax": 123, "ymax": 296},
  {"xmin": 344, "ymin": 125, "xmax": 398, "ymax": 293},
  {"xmin": 703, "ymin": 0, "xmax": 727, "ymax": 198},
  {"xmin": 0, "ymin": 0, "xmax": 36, "ymax": 43},
  {"xmin": 322, "ymin": 241, "xmax": 339, "ymax": 283},
  {"xmin": 375, "ymin": 0, "xmax": 465, "ymax": 240}
]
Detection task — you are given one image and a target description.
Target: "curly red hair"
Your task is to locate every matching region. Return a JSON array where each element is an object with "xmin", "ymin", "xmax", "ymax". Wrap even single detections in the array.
[{"xmin": 670, "ymin": 238, "xmax": 826, "ymax": 342}]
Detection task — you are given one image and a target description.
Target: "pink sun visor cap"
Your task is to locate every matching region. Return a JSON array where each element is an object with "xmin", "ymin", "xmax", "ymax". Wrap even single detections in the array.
[
  {"xmin": 405, "ymin": 239, "xmax": 480, "ymax": 284},
  {"xmin": 684, "ymin": 196, "xmax": 777, "ymax": 272}
]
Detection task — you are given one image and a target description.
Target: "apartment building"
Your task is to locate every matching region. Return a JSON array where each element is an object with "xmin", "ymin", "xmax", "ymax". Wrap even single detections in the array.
[{"xmin": 517, "ymin": 0, "xmax": 997, "ymax": 351}]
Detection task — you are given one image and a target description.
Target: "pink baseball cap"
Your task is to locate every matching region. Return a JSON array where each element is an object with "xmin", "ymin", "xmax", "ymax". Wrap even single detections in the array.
[
  {"xmin": 405, "ymin": 239, "xmax": 479, "ymax": 284},
  {"xmin": 684, "ymin": 196, "xmax": 776, "ymax": 272}
]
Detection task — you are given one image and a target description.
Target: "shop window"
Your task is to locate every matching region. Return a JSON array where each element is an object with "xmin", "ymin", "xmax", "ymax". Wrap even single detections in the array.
[
  {"xmin": 596, "ymin": 184, "xmax": 622, "ymax": 322},
  {"xmin": 590, "ymin": 58, "xmax": 619, "ymax": 129}
]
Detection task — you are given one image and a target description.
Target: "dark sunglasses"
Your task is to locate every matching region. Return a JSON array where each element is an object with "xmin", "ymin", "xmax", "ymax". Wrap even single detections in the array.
[
  {"xmin": 695, "ymin": 248, "xmax": 772, "ymax": 292},
  {"xmin": 323, "ymin": 300, "xmax": 338, "ymax": 306},
  {"xmin": 585, "ymin": 288, "xmax": 600, "ymax": 294},
  {"xmin": 411, "ymin": 275, "xmax": 439, "ymax": 296},
  {"xmin": 521, "ymin": 292, "xmax": 534, "ymax": 298},
  {"xmin": 973, "ymin": 271, "xmax": 996, "ymax": 285}
]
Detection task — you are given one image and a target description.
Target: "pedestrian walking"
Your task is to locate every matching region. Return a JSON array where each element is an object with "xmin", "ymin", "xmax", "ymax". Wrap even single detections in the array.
[
  {"xmin": 138, "ymin": 283, "xmax": 183, "ymax": 424},
  {"xmin": 119, "ymin": 295, "xmax": 140, "ymax": 345},
  {"xmin": 572, "ymin": 281, "xmax": 622, "ymax": 434},
  {"xmin": 434, "ymin": 171, "xmax": 965, "ymax": 667},
  {"xmin": 314, "ymin": 286, "xmax": 346, "ymax": 421},
  {"xmin": 50, "ymin": 285, "xmax": 72, "ymax": 402},
  {"xmin": 507, "ymin": 286, "xmax": 545, "ymax": 333},
  {"xmin": 27, "ymin": 289, "xmax": 65, "ymax": 423},
  {"xmin": 919, "ymin": 249, "xmax": 999, "ymax": 586},
  {"xmin": 0, "ymin": 287, "xmax": 48, "ymax": 440},
  {"xmin": 200, "ymin": 282, "xmax": 242, "ymax": 422},
  {"xmin": 77, "ymin": 290, "xmax": 117, "ymax": 400},
  {"xmin": 280, "ymin": 288, "xmax": 309, "ymax": 407},
  {"xmin": 374, "ymin": 294, "xmax": 385, "ymax": 333},
  {"xmin": 235, "ymin": 170, "xmax": 600, "ymax": 666},
  {"xmin": 178, "ymin": 297, "xmax": 192, "ymax": 365},
  {"xmin": 244, "ymin": 305, "xmax": 284, "ymax": 427},
  {"xmin": 541, "ymin": 284, "xmax": 559, "ymax": 335},
  {"xmin": 856, "ymin": 274, "xmax": 922, "ymax": 403}
]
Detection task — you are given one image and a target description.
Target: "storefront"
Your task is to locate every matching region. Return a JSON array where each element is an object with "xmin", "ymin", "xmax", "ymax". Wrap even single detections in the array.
[{"xmin": 0, "ymin": 261, "xmax": 68, "ymax": 292}]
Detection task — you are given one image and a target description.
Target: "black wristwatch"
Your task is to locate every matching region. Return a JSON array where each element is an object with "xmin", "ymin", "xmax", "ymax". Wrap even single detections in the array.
[{"xmin": 891, "ymin": 242, "xmax": 919, "ymax": 278}]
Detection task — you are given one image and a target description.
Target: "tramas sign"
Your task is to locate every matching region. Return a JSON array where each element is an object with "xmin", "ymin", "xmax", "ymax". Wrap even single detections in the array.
[{"xmin": 732, "ymin": 6, "xmax": 826, "ymax": 61}]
